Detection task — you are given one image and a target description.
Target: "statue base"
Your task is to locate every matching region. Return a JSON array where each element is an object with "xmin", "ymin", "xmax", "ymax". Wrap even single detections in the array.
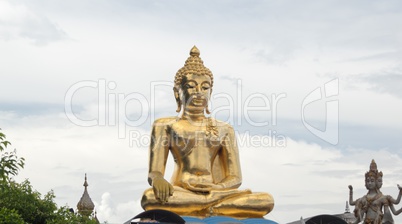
[{"xmin": 125, "ymin": 209, "xmax": 278, "ymax": 224}]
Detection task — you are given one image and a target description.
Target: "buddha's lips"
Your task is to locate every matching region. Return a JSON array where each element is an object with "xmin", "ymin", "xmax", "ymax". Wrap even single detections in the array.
[
  {"xmin": 192, "ymin": 99, "xmax": 205, "ymax": 105},
  {"xmin": 191, "ymin": 97, "xmax": 206, "ymax": 103}
]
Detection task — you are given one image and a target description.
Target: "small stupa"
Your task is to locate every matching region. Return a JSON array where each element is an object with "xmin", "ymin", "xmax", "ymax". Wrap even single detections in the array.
[{"xmin": 77, "ymin": 174, "xmax": 95, "ymax": 217}]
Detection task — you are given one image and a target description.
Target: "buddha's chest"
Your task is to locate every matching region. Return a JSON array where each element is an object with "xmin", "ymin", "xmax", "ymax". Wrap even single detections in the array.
[{"xmin": 168, "ymin": 121, "xmax": 221, "ymax": 158}]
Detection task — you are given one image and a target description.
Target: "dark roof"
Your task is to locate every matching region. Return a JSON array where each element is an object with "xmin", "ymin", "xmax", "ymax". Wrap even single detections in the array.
[
  {"xmin": 125, "ymin": 209, "xmax": 185, "ymax": 224},
  {"xmin": 306, "ymin": 214, "xmax": 347, "ymax": 224}
]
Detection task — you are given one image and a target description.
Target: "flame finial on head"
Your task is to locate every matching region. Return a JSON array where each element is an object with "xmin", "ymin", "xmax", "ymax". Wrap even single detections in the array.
[{"xmin": 190, "ymin": 46, "xmax": 200, "ymax": 57}]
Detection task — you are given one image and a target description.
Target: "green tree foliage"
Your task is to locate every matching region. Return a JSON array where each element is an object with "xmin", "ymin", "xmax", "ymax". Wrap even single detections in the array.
[
  {"xmin": 0, "ymin": 129, "xmax": 100, "ymax": 224},
  {"xmin": 1, "ymin": 179, "xmax": 58, "ymax": 223},
  {"xmin": 0, "ymin": 179, "xmax": 99, "ymax": 224},
  {"xmin": 49, "ymin": 206, "xmax": 100, "ymax": 224},
  {"xmin": 0, "ymin": 208, "xmax": 24, "ymax": 224},
  {"xmin": 0, "ymin": 128, "xmax": 25, "ymax": 182}
]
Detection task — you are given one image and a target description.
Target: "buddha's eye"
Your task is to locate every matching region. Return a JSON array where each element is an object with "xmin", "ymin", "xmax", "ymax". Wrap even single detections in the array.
[
  {"xmin": 202, "ymin": 84, "xmax": 210, "ymax": 91},
  {"xmin": 186, "ymin": 84, "xmax": 196, "ymax": 89}
]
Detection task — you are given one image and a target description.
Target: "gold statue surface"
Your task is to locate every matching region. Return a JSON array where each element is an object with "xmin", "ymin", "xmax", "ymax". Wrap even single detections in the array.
[{"xmin": 141, "ymin": 46, "xmax": 274, "ymax": 218}]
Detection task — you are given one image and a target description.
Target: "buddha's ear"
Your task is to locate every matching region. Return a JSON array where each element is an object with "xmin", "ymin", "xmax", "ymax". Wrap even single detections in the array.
[
  {"xmin": 173, "ymin": 87, "xmax": 181, "ymax": 113},
  {"xmin": 205, "ymin": 106, "xmax": 211, "ymax": 114},
  {"xmin": 205, "ymin": 88, "xmax": 212, "ymax": 114}
]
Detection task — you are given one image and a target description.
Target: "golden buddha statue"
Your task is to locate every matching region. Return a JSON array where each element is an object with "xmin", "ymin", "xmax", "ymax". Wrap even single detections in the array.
[{"xmin": 140, "ymin": 46, "xmax": 274, "ymax": 218}]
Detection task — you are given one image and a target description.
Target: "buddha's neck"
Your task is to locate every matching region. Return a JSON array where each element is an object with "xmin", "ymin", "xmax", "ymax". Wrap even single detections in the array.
[{"xmin": 181, "ymin": 108, "xmax": 206, "ymax": 122}]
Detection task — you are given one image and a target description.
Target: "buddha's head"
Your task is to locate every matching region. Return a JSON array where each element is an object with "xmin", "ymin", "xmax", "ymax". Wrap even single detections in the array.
[{"xmin": 174, "ymin": 46, "xmax": 213, "ymax": 114}]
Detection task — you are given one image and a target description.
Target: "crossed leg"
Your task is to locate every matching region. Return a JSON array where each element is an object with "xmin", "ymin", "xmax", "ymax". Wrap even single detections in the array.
[{"xmin": 141, "ymin": 186, "xmax": 274, "ymax": 218}]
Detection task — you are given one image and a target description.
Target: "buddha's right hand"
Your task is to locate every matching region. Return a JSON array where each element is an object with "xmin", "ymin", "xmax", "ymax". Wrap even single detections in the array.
[
  {"xmin": 348, "ymin": 185, "xmax": 353, "ymax": 191},
  {"xmin": 152, "ymin": 177, "xmax": 174, "ymax": 203}
]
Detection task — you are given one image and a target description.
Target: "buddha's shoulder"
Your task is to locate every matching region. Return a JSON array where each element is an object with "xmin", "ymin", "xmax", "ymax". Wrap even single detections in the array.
[
  {"xmin": 152, "ymin": 117, "xmax": 177, "ymax": 126},
  {"xmin": 209, "ymin": 118, "xmax": 235, "ymax": 131}
]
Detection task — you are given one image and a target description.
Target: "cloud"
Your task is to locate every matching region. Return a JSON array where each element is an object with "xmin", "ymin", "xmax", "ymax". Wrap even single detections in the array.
[
  {"xmin": 0, "ymin": 1, "xmax": 67, "ymax": 45},
  {"xmin": 95, "ymin": 193, "xmax": 142, "ymax": 223},
  {"xmin": 253, "ymin": 41, "xmax": 300, "ymax": 65},
  {"xmin": 340, "ymin": 50, "xmax": 402, "ymax": 63},
  {"xmin": 363, "ymin": 70, "xmax": 402, "ymax": 99},
  {"xmin": 342, "ymin": 66, "xmax": 402, "ymax": 100},
  {"xmin": 0, "ymin": 102, "xmax": 63, "ymax": 116}
]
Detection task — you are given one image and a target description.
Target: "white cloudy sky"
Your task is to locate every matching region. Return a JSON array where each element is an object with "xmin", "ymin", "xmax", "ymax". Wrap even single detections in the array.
[{"xmin": 1, "ymin": 0, "xmax": 402, "ymax": 223}]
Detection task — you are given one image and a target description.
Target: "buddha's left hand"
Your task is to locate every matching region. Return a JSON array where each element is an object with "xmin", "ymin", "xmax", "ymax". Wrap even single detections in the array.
[{"xmin": 184, "ymin": 182, "xmax": 224, "ymax": 193}]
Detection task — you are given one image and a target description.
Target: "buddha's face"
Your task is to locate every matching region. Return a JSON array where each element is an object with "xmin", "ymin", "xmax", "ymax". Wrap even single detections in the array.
[{"xmin": 179, "ymin": 74, "xmax": 211, "ymax": 110}]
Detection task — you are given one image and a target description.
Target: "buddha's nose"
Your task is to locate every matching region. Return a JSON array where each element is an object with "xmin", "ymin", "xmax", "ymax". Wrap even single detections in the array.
[{"xmin": 194, "ymin": 89, "xmax": 203, "ymax": 97}]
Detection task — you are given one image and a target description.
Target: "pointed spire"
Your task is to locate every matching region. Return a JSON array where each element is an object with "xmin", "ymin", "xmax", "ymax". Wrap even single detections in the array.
[
  {"xmin": 345, "ymin": 201, "xmax": 350, "ymax": 213},
  {"xmin": 93, "ymin": 210, "xmax": 100, "ymax": 224},
  {"xmin": 84, "ymin": 173, "xmax": 88, "ymax": 188},
  {"xmin": 77, "ymin": 174, "xmax": 95, "ymax": 217}
]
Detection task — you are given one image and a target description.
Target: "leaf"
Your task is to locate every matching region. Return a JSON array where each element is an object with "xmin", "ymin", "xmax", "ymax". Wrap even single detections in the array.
[{"xmin": 0, "ymin": 129, "xmax": 25, "ymax": 182}]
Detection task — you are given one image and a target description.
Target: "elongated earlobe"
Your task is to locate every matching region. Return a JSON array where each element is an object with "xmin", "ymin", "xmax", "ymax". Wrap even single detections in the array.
[
  {"xmin": 176, "ymin": 101, "xmax": 182, "ymax": 113},
  {"xmin": 174, "ymin": 87, "xmax": 181, "ymax": 113},
  {"xmin": 205, "ymin": 105, "xmax": 211, "ymax": 114},
  {"xmin": 205, "ymin": 89, "xmax": 212, "ymax": 114}
]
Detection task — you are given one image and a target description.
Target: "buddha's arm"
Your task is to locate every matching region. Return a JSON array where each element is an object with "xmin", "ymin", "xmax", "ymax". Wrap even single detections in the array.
[
  {"xmin": 147, "ymin": 119, "xmax": 173, "ymax": 202},
  {"xmin": 219, "ymin": 126, "xmax": 242, "ymax": 189}
]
